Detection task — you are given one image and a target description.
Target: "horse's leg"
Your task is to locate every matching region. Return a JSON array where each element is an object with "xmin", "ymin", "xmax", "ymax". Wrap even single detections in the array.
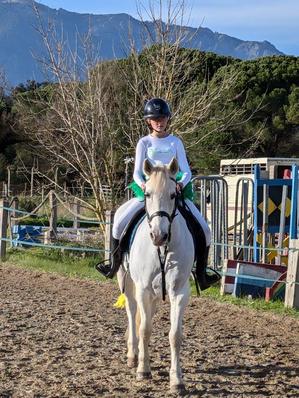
[
  {"xmin": 117, "ymin": 269, "xmax": 138, "ymax": 368},
  {"xmin": 126, "ymin": 279, "xmax": 139, "ymax": 368},
  {"xmin": 151, "ymin": 297, "xmax": 158, "ymax": 318},
  {"xmin": 168, "ymin": 282, "xmax": 189, "ymax": 392},
  {"xmin": 135, "ymin": 285, "xmax": 153, "ymax": 380}
]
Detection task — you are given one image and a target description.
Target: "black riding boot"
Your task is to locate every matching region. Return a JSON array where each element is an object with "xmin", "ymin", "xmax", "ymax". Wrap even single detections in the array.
[
  {"xmin": 196, "ymin": 245, "xmax": 221, "ymax": 291},
  {"xmin": 95, "ymin": 237, "xmax": 122, "ymax": 279}
]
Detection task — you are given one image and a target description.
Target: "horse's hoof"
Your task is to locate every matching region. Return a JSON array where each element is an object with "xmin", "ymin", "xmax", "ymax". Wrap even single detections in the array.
[
  {"xmin": 127, "ymin": 356, "xmax": 138, "ymax": 368},
  {"xmin": 170, "ymin": 384, "xmax": 186, "ymax": 395},
  {"xmin": 136, "ymin": 371, "xmax": 152, "ymax": 380}
]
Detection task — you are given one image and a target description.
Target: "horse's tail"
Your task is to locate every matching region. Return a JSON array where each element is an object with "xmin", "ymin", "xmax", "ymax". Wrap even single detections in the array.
[{"xmin": 113, "ymin": 293, "xmax": 126, "ymax": 309}]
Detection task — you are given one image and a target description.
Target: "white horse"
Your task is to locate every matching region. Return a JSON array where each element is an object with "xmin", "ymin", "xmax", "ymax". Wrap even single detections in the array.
[{"xmin": 117, "ymin": 157, "xmax": 194, "ymax": 393}]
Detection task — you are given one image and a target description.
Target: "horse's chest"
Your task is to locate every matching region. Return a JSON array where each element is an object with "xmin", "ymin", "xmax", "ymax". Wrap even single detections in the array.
[{"xmin": 129, "ymin": 219, "xmax": 194, "ymax": 291}]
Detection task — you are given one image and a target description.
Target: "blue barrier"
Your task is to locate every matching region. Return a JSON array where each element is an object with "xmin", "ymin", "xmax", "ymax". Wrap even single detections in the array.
[{"xmin": 12, "ymin": 225, "xmax": 42, "ymax": 247}]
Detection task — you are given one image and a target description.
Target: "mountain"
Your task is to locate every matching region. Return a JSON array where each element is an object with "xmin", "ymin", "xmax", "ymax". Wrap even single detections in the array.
[{"xmin": 0, "ymin": 0, "xmax": 284, "ymax": 86}]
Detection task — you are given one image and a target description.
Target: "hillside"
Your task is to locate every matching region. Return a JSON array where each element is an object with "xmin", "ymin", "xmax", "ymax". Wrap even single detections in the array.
[{"xmin": 0, "ymin": 0, "xmax": 284, "ymax": 85}]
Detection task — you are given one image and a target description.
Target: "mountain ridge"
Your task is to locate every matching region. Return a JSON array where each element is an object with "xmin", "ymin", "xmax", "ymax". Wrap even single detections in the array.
[{"xmin": 0, "ymin": 0, "xmax": 284, "ymax": 85}]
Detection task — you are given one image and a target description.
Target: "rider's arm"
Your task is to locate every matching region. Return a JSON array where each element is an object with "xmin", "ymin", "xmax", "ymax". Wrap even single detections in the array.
[
  {"xmin": 133, "ymin": 139, "xmax": 147, "ymax": 188},
  {"xmin": 176, "ymin": 138, "xmax": 192, "ymax": 187}
]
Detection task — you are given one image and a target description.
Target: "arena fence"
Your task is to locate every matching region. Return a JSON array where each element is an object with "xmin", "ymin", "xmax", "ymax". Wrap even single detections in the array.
[{"xmin": 1, "ymin": 172, "xmax": 299, "ymax": 308}]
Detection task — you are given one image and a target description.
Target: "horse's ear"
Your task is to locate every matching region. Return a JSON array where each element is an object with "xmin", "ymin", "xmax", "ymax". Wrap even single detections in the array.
[
  {"xmin": 143, "ymin": 159, "xmax": 153, "ymax": 177},
  {"xmin": 167, "ymin": 157, "xmax": 179, "ymax": 176}
]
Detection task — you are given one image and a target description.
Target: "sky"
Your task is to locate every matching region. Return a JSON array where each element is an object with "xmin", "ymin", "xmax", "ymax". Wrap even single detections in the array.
[{"xmin": 37, "ymin": 0, "xmax": 299, "ymax": 56}]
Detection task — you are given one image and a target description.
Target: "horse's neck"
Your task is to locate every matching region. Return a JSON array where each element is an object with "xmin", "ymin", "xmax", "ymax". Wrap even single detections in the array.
[
  {"xmin": 168, "ymin": 213, "xmax": 189, "ymax": 248},
  {"xmin": 130, "ymin": 211, "xmax": 194, "ymax": 283}
]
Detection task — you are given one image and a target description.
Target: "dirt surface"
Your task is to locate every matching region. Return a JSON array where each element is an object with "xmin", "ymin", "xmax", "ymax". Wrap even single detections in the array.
[{"xmin": 0, "ymin": 264, "xmax": 298, "ymax": 398}]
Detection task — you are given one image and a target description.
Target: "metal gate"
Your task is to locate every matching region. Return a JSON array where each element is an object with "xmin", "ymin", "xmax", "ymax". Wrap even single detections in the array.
[
  {"xmin": 192, "ymin": 176, "xmax": 228, "ymax": 268},
  {"xmin": 232, "ymin": 177, "xmax": 254, "ymax": 262}
]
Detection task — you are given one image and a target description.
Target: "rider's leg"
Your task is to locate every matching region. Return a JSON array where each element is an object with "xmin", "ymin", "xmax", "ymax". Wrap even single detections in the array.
[
  {"xmin": 184, "ymin": 199, "xmax": 211, "ymax": 245},
  {"xmin": 184, "ymin": 199, "xmax": 220, "ymax": 290},
  {"xmin": 112, "ymin": 198, "xmax": 143, "ymax": 239},
  {"xmin": 96, "ymin": 198, "xmax": 144, "ymax": 278}
]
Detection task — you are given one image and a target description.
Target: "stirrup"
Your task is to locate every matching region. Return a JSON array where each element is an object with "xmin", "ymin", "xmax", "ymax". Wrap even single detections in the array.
[
  {"xmin": 206, "ymin": 267, "xmax": 222, "ymax": 282},
  {"xmin": 95, "ymin": 259, "xmax": 112, "ymax": 277},
  {"xmin": 195, "ymin": 267, "xmax": 221, "ymax": 291},
  {"xmin": 202, "ymin": 267, "xmax": 221, "ymax": 290}
]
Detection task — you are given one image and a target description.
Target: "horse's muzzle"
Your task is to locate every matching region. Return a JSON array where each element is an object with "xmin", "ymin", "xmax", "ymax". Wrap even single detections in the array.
[{"xmin": 150, "ymin": 232, "xmax": 168, "ymax": 246}]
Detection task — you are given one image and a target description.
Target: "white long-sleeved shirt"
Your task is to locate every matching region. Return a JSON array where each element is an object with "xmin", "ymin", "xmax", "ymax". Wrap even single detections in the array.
[{"xmin": 133, "ymin": 134, "xmax": 192, "ymax": 188}]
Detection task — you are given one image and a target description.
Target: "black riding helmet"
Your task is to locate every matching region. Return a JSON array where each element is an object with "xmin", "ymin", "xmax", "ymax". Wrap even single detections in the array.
[{"xmin": 144, "ymin": 98, "xmax": 171, "ymax": 119}]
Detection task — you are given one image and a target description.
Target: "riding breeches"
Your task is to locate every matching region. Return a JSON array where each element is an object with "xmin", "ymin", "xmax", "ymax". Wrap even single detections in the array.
[
  {"xmin": 112, "ymin": 198, "xmax": 144, "ymax": 239},
  {"xmin": 112, "ymin": 198, "xmax": 211, "ymax": 246}
]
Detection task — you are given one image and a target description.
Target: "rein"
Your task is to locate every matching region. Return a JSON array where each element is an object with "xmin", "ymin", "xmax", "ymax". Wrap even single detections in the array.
[
  {"xmin": 144, "ymin": 176, "xmax": 179, "ymax": 301},
  {"xmin": 157, "ymin": 246, "xmax": 168, "ymax": 301}
]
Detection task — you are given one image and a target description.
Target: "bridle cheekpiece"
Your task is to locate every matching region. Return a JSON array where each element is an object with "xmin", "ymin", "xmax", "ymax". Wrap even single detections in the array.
[{"xmin": 144, "ymin": 176, "xmax": 178, "ymax": 241}]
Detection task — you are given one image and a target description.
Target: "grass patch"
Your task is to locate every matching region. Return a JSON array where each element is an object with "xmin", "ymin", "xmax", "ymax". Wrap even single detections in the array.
[
  {"xmin": 193, "ymin": 284, "xmax": 299, "ymax": 318},
  {"xmin": 5, "ymin": 248, "xmax": 299, "ymax": 318},
  {"xmin": 5, "ymin": 247, "xmax": 105, "ymax": 282}
]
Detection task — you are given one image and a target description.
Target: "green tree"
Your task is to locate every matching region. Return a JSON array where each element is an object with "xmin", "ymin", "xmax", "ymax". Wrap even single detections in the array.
[{"xmin": 191, "ymin": 55, "xmax": 299, "ymax": 171}]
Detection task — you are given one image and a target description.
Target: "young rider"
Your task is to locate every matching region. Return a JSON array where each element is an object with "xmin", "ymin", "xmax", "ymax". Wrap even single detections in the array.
[{"xmin": 97, "ymin": 98, "xmax": 219, "ymax": 290}]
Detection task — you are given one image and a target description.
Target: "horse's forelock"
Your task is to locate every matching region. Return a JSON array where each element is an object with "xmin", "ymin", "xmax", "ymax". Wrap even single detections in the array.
[{"xmin": 148, "ymin": 165, "xmax": 172, "ymax": 193}]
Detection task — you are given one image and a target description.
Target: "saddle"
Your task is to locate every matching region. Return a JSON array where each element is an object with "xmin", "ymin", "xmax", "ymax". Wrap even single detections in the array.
[
  {"xmin": 119, "ymin": 207, "xmax": 146, "ymax": 254},
  {"xmin": 118, "ymin": 201, "xmax": 205, "ymax": 262}
]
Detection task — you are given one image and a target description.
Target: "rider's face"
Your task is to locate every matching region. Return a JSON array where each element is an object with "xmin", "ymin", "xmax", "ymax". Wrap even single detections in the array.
[{"xmin": 148, "ymin": 116, "xmax": 169, "ymax": 133}]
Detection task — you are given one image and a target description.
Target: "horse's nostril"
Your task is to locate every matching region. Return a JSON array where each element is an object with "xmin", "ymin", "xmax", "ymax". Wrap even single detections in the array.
[{"xmin": 150, "ymin": 232, "xmax": 154, "ymax": 240}]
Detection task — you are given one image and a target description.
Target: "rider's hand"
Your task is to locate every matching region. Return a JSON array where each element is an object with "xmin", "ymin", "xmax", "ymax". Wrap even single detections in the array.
[
  {"xmin": 176, "ymin": 182, "xmax": 183, "ymax": 193},
  {"xmin": 141, "ymin": 183, "xmax": 146, "ymax": 192}
]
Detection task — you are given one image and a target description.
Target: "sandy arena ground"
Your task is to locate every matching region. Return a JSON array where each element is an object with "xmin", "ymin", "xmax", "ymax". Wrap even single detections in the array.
[{"xmin": 0, "ymin": 264, "xmax": 298, "ymax": 397}]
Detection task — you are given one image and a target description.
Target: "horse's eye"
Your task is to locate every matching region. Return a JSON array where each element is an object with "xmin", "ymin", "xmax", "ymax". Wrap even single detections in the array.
[
  {"xmin": 144, "ymin": 192, "xmax": 151, "ymax": 198},
  {"xmin": 170, "ymin": 193, "xmax": 176, "ymax": 200}
]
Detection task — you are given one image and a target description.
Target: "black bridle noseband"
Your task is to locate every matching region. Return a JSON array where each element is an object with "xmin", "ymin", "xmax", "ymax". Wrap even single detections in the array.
[{"xmin": 144, "ymin": 176, "xmax": 179, "ymax": 301}]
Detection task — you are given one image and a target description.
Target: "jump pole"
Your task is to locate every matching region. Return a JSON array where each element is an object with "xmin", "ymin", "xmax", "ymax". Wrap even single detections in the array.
[
  {"xmin": 285, "ymin": 164, "xmax": 299, "ymax": 308},
  {"xmin": 0, "ymin": 199, "xmax": 8, "ymax": 261}
]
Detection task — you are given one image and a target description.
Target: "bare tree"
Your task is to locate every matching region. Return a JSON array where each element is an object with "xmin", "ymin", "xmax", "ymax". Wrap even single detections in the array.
[
  {"xmin": 116, "ymin": 0, "xmax": 262, "ymax": 160},
  {"xmin": 0, "ymin": 68, "xmax": 11, "ymax": 94},
  {"xmin": 14, "ymin": 5, "xmax": 124, "ymax": 229},
  {"xmin": 14, "ymin": 0, "xmax": 263, "ymax": 226}
]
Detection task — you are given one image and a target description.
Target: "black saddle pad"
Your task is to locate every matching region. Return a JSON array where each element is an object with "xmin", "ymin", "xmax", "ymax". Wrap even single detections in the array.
[{"xmin": 119, "ymin": 207, "xmax": 146, "ymax": 254}]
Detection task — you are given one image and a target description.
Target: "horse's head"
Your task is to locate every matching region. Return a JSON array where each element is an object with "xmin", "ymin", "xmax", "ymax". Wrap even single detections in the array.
[{"xmin": 143, "ymin": 157, "xmax": 179, "ymax": 246}]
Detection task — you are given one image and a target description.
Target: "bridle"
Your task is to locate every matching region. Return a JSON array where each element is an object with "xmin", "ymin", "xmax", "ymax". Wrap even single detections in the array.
[
  {"xmin": 144, "ymin": 176, "xmax": 179, "ymax": 301},
  {"xmin": 144, "ymin": 176, "xmax": 179, "ymax": 241}
]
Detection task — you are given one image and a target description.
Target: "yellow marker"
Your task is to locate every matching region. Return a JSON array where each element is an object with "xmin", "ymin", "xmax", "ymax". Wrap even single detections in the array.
[
  {"xmin": 113, "ymin": 293, "xmax": 126, "ymax": 309},
  {"xmin": 258, "ymin": 198, "xmax": 277, "ymax": 215}
]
